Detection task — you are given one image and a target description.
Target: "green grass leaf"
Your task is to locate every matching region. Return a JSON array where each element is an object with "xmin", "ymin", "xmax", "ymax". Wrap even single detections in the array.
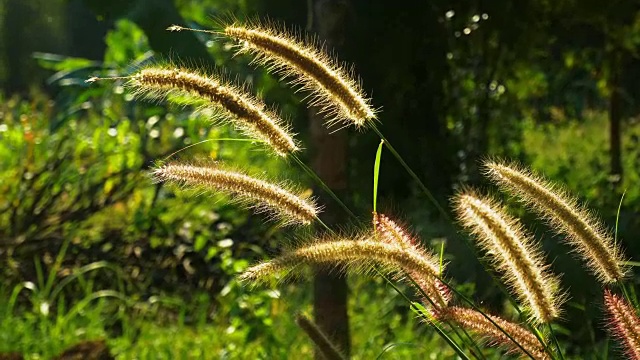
[{"xmin": 373, "ymin": 139, "xmax": 384, "ymax": 213}]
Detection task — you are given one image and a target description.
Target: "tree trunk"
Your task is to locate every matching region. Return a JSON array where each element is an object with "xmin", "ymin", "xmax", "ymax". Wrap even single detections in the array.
[
  {"xmin": 609, "ymin": 49, "xmax": 623, "ymax": 186},
  {"xmin": 3, "ymin": 0, "xmax": 27, "ymax": 93},
  {"xmin": 308, "ymin": 0, "xmax": 351, "ymax": 358}
]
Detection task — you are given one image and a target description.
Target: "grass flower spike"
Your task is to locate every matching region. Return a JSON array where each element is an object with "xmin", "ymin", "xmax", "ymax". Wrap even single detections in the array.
[
  {"xmin": 438, "ymin": 307, "xmax": 550, "ymax": 360},
  {"xmin": 484, "ymin": 160, "xmax": 627, "ymax": 283},
  {"xmin": 373, "ymin": 212, "xmax": 421, "ymax": 251},
  {"xmin": 153, "ymin": 162, "xmax": 318, "ymax": 225},
  {"xmin": 88, "ymin": 66, "xmax": 298, "ymax": 156},
  {"xmin": 604, "ymin": 289, "xmax": 640, "ymax": 360},
  {"xmin": 221, "ymin": 22, "xmax": 376, "ymax": 128},
  {"xmin": 454, "ymin": 191, "xmax": 562, "ymax": 323},
  {"xmin": 240, "ymin": 235, "xmax": 441, "ymax": 284},
  {"xmin": 373, "ymin": 212, "xmax": 451, "ymax": 309}
]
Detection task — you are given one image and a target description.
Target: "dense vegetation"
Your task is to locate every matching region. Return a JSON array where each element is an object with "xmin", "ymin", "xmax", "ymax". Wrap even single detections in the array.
[{"xmin": 1, "ymin": 0, "xmax": 639, "ymax": 359}]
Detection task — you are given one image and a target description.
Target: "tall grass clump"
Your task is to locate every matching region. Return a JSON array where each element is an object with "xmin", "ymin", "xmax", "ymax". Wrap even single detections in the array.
[{"xmin": 89, "ymin": 18, "xmax": 638, "ymax": 360}]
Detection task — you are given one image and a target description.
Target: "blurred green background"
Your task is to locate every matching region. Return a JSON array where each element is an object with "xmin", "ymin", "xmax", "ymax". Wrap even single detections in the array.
[{"xmin": 0, "ymin": 0, "xmax": 639, "ymax": 358}]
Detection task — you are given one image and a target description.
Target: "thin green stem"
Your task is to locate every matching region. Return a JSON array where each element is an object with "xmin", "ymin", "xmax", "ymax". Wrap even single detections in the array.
[
  {"xmin": 618, "ymin": 282, "xmax": 638, "ymax": 309},
  {"xmin": 377, "ymin": 270, "xmax": 471, "ymax": 360},
  {"xmin": 163, "ymin": 138, "xmax": 263, "ymax": 161},
  {"xmin": 404, "ymin": 273, "xmax": 487, "ymax": 360},
  {"xmin": 527, "ymin": 323, "xmax": 555, "ymax": 359},
  {"xmin": 547, "ymin": 323, "xmax": 564, "ymax": 360},
  {"xmin": 602, "ymin": 336, "xmax": 609, "ymax": 360},
  {"xmin": 614, "ymin": 190, "xmax": 626, "ymax": 248},
  {"xmin": 453, "ymin": 326, "xmax": 491, "ymax": 360},
  {"xmin": 457, "ymin": 327, "xmax": 488, "ymax": 360},
  {"xmin": 436, "ymin": 276, "xmax": 540, "ymax": 360},
  {"xmin": 314, "ymin": 216, "xmax": 334, "ymax": 235},
  {"xmin": 370, "ymin": 124, "xmax": 450, "ymax": 221},
  {"xmin": 429, "ymin": 318, "xmax": 472, "ymax": 360},
  {"xmin": 290, "ymin": 154, "xmax": 357, "ymax": 219}
]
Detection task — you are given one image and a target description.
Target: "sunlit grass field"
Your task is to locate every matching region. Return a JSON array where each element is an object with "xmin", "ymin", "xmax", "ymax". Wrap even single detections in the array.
[{"xmin": 1, "ymin": 274, "xmax": 456, "ymax": 359}]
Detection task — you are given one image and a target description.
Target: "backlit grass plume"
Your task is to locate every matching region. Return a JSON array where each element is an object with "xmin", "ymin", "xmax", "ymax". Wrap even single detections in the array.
[
  {"xmin": 170, "ymin": 21, "xmax": 376, "ymax": 128},
  {"xmin": 153, "ymin": 162, "xmax": 318, "ymax": 225},
  {"xmin": 373, "ymin": 212, "xmax": 422, "ymax": 251},
  {"xmin": 437, "ymin": 307, "xmax": 550, "ymax": 360},
  {"xmin": 484, "ymin": 160, "xmax": 627, "ymax": 283},
  {"xmin": 87, "ymin": 66, "xmax": 298, "ymax": 156},
  {"xmin": 454, "ymin": 191, "xmax": 562, "ymax": 324},
  {"xmin": 240, "ymin": 234, "xmax": 441, "ymax": 284},
  {"xmin": 604, "ymin": 289, "xmax": 640, "ymax": 360},
  {"xmin": 373, "ymin": 212, "xmax": 450, "ymax": 309}
]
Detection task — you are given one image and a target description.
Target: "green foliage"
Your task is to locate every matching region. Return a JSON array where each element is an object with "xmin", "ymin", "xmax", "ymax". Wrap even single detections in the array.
[
  {"xmin": 522, "ymin": 110, "xmax": 640, "ymax": 207},
  {"xmin": 104, "ymin": 20, "xmax": 152, "ymax": 66},
  {"xmin": 0, "ymin": 11, "xmax": 295, "ymax": 355},
  {"xmin": 1, "ymin": 269, "xmax": 456, "ymax": 359}
]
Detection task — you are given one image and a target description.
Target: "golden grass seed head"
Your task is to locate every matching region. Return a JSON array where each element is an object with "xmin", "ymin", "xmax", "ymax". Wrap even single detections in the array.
[
  {"xmin": 373, "ymin": 212, "xmax": 419, "ymax": 250},
  {"xmin": 484, "ymin": 160, "xmax": 628, "ymax": 283},
  {"xmin": 240, "ymin": 235, "xmax": 441, "ymax": 285},
  {"xmin": 604, "ymin": 289, "xmax": 640, "ymax": 360},
  {"xmin": 454, "ymin": 190, "xmax": 563, "ymax": 324},
  {"xmin": 372, "ymin": 212, "xmax": 450, "ymax": 309},
  {"xmin": 90, "ymin": 65, "xmax": 299, "ymax": 156},
  {"xmin": 438, "ymin": 307, "xmax": 550, "ymax": 360},
  {"xmin": 153, "ymin": 162, "xmax": 318, "ymax": 226},
  {"xmin": 223, "ymin": 22, "xmax": 376, "ymax": 128},
  {"xmin": 134, "ymin": 66, "xmax": 299, "ymax": 156}
]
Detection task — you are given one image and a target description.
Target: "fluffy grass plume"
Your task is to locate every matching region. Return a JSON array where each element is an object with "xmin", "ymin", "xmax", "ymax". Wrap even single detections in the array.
[
  {"xmin": 373, "ymin": 212, "xmax": 451, "ymax": 309},
  {"xmin": 439, "ymin": 307, "xmax": 550, "ymax": 360},
  {"xmin": 295, "ymin": 313, "xmax": 346, "ymax": 360},
  {"xmin": 373, "ymin": 212, "xmax": 422, "ymax": 251},
  {"xmin": 214, "ymin": 21, "xmax": 376, "ymax": 128},
  {"xmin": 604, "ymin": 289, "xmax": 640, "ymax": 360},
  {"xmin": 88, "ymin": 66, "xmax": 298, "ymax": 156},
  {"xmin": 454, "ymin": 191, "xmax": 563, "ymax": 324},
  {"xmin": 240, "ymin": 235, "xmax": 441, "ymax": 284},
  {"xmin": 153, "ymin": 162, "xmax": 318, "ymax": 225},
  {"xmin": 484, "ymin": 160, "xmax": 627, "ymax": 283}
]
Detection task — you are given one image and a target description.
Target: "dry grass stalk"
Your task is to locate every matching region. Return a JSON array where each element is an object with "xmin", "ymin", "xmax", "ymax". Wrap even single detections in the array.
[
  {"xmin": 454, "ymin": 191, "xmax": 563, "ymax": 324},
  {"xmin": 485, "ymin": 160, "xmax": 627, "ymax": 283},
  {"xmin": 153, "ymin": 162, "xmax": 318, "ymax": 225}
]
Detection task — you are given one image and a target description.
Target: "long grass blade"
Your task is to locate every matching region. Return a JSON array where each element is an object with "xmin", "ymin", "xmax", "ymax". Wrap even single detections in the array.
[
  {"xmin": 373, "ymin": 139, "xmax": 384, "ymax": 213},
  {"xmin": 614, "ymin": 190, "xmax": 626, "ymax": 248}
]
